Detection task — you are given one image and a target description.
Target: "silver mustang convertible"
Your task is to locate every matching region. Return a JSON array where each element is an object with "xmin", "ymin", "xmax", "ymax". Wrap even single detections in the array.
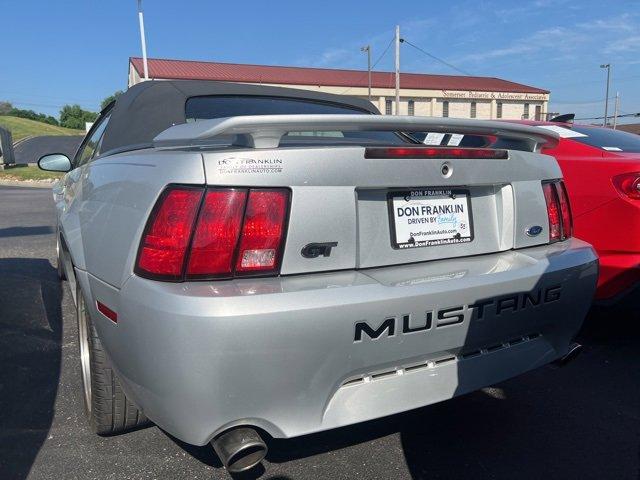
[{"xmin": 39, "ymin": 81, "xmax": 597, "ymax": 474}]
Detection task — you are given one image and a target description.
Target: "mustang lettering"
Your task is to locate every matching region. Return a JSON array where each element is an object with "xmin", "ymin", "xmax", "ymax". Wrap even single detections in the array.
[{"xmin": 354, "ymin": 285, "xmax": 562, "ymax": 341}]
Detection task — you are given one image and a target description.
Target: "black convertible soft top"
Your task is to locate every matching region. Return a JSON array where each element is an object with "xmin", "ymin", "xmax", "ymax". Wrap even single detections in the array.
[{"xmin": 100, "ymin": 80, "xmax": 380, "ymax": 154}]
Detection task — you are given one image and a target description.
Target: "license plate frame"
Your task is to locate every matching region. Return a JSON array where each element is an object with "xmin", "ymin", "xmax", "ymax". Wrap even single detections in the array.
[{"xmin": 387, "ymin": 188, "xmax": 474, "ymax": 249}]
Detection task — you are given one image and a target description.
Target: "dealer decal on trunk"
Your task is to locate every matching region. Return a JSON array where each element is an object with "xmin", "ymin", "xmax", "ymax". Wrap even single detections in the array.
[{"xmin": 217, "ymin": 157, "xmax": 283, "ymax": 174}]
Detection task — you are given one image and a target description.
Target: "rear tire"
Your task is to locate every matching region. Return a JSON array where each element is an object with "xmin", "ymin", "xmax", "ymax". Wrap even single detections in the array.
[{"xmin": 76, "ymin": 283, "xmax": 150, "ymax": 435}]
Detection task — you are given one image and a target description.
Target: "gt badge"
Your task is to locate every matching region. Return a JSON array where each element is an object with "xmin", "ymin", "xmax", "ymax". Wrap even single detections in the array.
[{"xmin": 301, "ymin": 242, "xmax": 338, "ymax": 258}]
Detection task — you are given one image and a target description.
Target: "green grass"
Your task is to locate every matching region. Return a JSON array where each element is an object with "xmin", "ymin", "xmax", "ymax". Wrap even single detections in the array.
[
  {"xmin": 0, "ymin": 116, "xmax": 84, "ymax": 142},
  {"xmin": 0, "ymin": 165, "xmax": 63, "ymax": 181}
]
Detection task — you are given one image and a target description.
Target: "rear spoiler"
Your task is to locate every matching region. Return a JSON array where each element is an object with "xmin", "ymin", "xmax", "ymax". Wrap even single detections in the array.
[
  {"xmin": 154, "ymin": 114, "xmax": 559, "ymax": 152},
  {"xmin": 549, "ymin": 113, "xmax": 575, "ymax": 124}
]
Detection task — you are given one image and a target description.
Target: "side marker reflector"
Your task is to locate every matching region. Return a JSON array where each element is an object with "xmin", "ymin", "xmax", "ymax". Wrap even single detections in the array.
[{"xmin": 97, "ymin": 301, "xmax": 118, "ymax": 323}]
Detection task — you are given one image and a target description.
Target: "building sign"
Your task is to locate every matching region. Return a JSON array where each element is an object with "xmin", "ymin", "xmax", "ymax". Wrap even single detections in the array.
[{"xmin": 442, "ymin": 90, "xmax": 547, "ymax": 101}]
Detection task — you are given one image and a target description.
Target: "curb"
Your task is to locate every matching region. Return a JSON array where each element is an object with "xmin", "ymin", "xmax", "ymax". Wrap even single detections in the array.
[{"xmin": 0, "ymin": 180, "xmax": 54, "ymax": 189}]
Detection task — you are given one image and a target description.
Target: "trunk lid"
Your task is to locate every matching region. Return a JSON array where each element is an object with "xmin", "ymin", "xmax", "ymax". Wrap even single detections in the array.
[{"xmin": 157, "ymin": 114, "xmax": 560, "ymax": 276}]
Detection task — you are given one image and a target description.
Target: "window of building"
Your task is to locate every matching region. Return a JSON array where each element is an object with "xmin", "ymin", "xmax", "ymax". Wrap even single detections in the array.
[
  {"xmin": 535, "ymin": 105, "xmax": 542, "ymax": 120},
  {"xmin": 442, "ymin": 101, "xmax": 449, "ymax": 118},
  {"xmin": 523, "ymin": 103, "xmax": 530, "ymax": 119},
  {"xmin": 385, "ymin": 99, "xmax": 393, "ymax": 115},
  {"xmin": 408, "ymin": 100, "xmax": 415, "ymax": 116},
  {"xmin": 496, "ymin": 102, "xmax": 503, "ymax": 119},
  {"xmin": 470, "ymin": 102, "xmax": 477, "ymax": 119}
]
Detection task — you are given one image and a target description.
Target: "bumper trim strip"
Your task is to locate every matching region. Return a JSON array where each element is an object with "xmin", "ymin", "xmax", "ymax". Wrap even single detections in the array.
[{"xmin": 340, "ymin": 332, "xmax": 542, "ymax": 388}]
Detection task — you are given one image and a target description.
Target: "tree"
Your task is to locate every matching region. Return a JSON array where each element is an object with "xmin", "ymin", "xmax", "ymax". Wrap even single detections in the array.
[
  {"xmin": 0, "ymin": 100, "xmax": 61, "ymax": 125},
  {"xmin": 0, "ymin": 101, "xmax": 12, "ymax": 115},
  {"xmin": 59, "ymin": 104, "xmax": 98, "ymax": 130},
  {"xmin": 5, "ymin": 106, "xmax": 59, "ymax": 125},
  {"xmin": 101, "ymin": 90, "xmax": 124, "ymax": 110}
]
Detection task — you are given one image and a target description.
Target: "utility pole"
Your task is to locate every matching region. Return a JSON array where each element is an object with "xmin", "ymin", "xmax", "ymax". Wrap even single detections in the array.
[
  {"xmin": 361, "ymin": 45, "xmax": 371, "ymax": 101},
  {"xmin": 600, "ymin": 64, "xmax": 611, "ymax": 127},
  {"xmin": 613, "ymin": 92, "xmax": 620, "ymax": 129},
  {"xmin": 138, "ymin": 0, "xmax": 149, "ymax": 80},
  {"xmin": 395, "ymin": 25, "xmax": 400, "ymax": 115}
]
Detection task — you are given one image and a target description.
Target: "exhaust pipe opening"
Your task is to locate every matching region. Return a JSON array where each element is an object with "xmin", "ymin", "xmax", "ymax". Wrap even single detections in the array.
[{"xmin": 211, "ymin": 427, "xmax": 267, "ymax": 473}]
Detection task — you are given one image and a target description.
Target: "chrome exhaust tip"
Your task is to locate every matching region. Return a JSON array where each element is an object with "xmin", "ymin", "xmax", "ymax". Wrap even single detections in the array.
[
  {"xmin": 551, "ymin": 342, "xmax": 583, "ymax": 368},
  {"xmin": 211, "ymin": 427, "xmax": 268, "ymax": 473}
]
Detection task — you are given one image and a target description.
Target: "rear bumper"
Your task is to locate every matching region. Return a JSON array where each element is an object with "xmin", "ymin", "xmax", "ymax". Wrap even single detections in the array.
[
  {"xmin": 573, "ymin": 197, "xmax": 640, "ymax": 301},
  {"xmin": 78, "ymin": 239, "xmax": 597, "ymax": 446},
  {"xmin": 594, "ymin": 253, "xmax": 640, "ymax": 302}
]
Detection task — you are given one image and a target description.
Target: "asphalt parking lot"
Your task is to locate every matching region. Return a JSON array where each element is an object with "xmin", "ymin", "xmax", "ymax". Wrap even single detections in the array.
[
  {"xmin": 0, "ymin": 184, "xmax": 638, "ymax": 480},
  {"xmin": 12, "ymin": 136, "xmax": 84, "ymax": 165}
]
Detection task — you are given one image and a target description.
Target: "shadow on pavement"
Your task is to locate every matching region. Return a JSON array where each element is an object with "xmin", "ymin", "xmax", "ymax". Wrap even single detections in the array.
[
  {"xmin": 400, "ymin": 308, "xmax": 640, "ymax": 479},
  {"xmin": 0, "ymin": 258, "xmax": 63, "ymax": 480},
  {"xmin": 0, "ymin": 226, "xmax": 54, "ymax": 238}
]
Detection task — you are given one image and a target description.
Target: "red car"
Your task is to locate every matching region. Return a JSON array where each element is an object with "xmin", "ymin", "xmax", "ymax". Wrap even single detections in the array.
[{"xmin": 517, "ymin": 121, "xmax": 640, "ymax": 302}]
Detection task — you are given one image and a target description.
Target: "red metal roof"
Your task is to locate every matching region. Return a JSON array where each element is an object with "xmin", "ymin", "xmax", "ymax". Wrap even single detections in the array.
[{"xmin": 130, "ymin": 57, "xmax": 549, "ymax": 94}]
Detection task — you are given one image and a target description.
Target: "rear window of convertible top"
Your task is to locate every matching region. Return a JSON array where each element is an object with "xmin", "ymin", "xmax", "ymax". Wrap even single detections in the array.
[{"xmin": 184, "ymin": 95, "xmax": 408, "ymax": 145}]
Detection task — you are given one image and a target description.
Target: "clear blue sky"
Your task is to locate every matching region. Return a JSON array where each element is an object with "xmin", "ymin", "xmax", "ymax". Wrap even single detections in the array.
[{"xmin": 2, "ymin": 0, "xmax": 639, "ymax": 122}]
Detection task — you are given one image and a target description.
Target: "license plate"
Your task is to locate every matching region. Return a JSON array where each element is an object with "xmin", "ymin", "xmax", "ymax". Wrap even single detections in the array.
[{"xmin": 388, "ymin": 188, "xmax": 474, "ymax": 249}]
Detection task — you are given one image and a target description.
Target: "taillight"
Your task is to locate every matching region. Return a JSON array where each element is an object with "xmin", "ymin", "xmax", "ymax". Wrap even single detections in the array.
[
  {"xmin": 556, "ymin": 182, "xmax": 572, "ymax": 238},
  {"xmin": 235, "ymin": 190, "xmax": 288, "ymax": 274},
  {"xmin": 186, "ymin": 189, "xmax": 247, "ymax": 277},
  {"xmin": 543, "ymin": 183, "xmax": 561, "ymax": 242},
  {"xmin": 613, "ymin": 172, "xmax": 640, "ymax": 200},
  {"xmin": 135, "ymin": 186, "xmax": 289, "ymax": 281},
  {"xmin": 136, "ymin": 187, "xmax": 203, "ymax": 280},
  {"xmin": 364, "ymin": 147, "xmax": 508, "ymax": 159},
  {"xmin": 542, "ymin": 180, "xmax": 572, "ymax": 243}
]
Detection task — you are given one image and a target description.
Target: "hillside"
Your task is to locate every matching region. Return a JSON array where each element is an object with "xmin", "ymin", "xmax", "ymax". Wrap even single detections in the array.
[{"xmin": 0, "ymin": 116, "xmax": 84, "ymax": 142}]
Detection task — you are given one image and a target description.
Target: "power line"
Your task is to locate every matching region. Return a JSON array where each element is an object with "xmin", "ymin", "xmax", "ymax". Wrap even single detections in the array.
[
  {"xmin": 1, "ymin": 91, "xmax": 98, "ymax": 104},
  {"xmin": 574, "ymin": 112, "xmax": 640, "ymax": 121},
  {"xmin": 550, "ymin": 74, "xmax": 640, "ymax": 89},
  {"xmin": 371, "ymin": 37, "xmax": 395, "ymax": 70},
  {"xmin": 340, "ymin": 36, "xmax": 395, "ymax": 94},
  {"xmin": 10, "ymin": 100, "xmax": 69, "ymax": 109},
  {"xmin": 400, "ymin": 38, "xmax": 473, "ymax": 76},
  {"xmin": 551, "ymin": 95, "xmax": 620, "ymax": 105},
  {"xmin": 9, "ymin": 99, "xmax": 97, "ymax": 112}
]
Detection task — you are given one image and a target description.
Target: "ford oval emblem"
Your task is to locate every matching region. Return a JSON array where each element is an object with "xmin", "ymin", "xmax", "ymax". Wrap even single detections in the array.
[{"xmin": 526, "ymin": 225, "xmax": 543, "ymax": 237}]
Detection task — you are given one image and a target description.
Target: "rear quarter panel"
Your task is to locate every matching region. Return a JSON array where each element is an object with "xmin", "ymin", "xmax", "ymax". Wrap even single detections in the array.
[
  {"xmin": 62, "ymin": 150, "xmax": 205, "ymax": 288},
  {"xmin": 542, "ymin": 139, "xmax": 610, "ymax": 216}
]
